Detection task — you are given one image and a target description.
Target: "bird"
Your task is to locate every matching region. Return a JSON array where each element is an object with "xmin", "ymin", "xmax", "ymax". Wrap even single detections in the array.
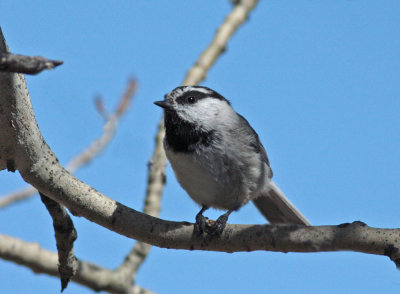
[{"xmin": 154, "ymin": 86, "xmax": 310, "ymax": 235}]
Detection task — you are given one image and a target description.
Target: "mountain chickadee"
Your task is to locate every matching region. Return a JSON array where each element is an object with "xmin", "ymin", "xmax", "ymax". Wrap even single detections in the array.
[{"xmin": 155, "ymin": 86, "xmax": 310, "ymax": 235}]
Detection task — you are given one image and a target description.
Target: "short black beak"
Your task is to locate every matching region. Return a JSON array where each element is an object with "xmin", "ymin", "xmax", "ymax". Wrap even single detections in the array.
[{"xmin": 154, "ymin": 100, "xmax": 173, "ymax": 111}]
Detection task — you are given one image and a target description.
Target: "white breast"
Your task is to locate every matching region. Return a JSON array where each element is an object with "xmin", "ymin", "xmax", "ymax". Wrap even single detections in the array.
[{"xmin": 165, "ymin": 137, "xmax": 270, "ymax": 211}]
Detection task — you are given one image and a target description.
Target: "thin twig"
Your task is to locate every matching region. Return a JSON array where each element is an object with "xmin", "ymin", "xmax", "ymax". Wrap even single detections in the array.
[
  {"xmin": 182, "ymin": 0, "xmax": 259, "ymax": 85},
  {"xmin": 0, "ymin": 186, "xmax": 37, "ymax": 208},
  {"xmin": 0, "ymin": 79, "xmax": 137, "ymax": 209},
  {"xmin": 66, "ymin": 78, "xmax": 136, "ymax": 173},
  {"xmin": 0, "ymin": 52, "xmax": 63, "ymax": 74}
]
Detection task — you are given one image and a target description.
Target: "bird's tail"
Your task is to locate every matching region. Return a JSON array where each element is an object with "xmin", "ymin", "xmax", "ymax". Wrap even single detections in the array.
[{"xmin": 252, "ymin": 181, "xmax": 310, "ymax": 225}]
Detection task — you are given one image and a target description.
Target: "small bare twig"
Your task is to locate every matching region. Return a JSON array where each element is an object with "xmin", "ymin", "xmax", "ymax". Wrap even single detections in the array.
[
  {"xmin": 0, "ymin": 79, "xmax": 137, "ymax": 209},
  {"xmin": 0, "ymin": 186, "xmax": 37, "ymax": 208},
  {"xmin": 94, "ymin": 95, "xmax": 110, "ymax": 120},
  {"xmin": 0, "ymin": 52, "xmax": 62, "ymax": 74},
  {"xmin": 66, "ymin": 78, "xmax": 136, "ymax": 173},
  {"xmin": 182, "ymin": 0, "xmax": 259, "ymax": 85},
  {"xmin": 39, "ymin": 192, "xmax": 78, "ymax": 292}
]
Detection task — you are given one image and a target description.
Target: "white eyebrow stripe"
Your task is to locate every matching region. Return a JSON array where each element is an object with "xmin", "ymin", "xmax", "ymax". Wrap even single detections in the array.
[{"xmin": 183, "ymin": 86, "xmax": 212, "ymax": 95}]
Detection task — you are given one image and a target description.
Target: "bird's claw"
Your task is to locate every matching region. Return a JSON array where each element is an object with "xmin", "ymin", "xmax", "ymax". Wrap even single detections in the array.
[
  {"xmin": 194, "ymin": 214, "xmax": 208, "ymax": 235},
  {"xmin": 209, "ymin": 214, "xmax": 228, "ymax": 236}
]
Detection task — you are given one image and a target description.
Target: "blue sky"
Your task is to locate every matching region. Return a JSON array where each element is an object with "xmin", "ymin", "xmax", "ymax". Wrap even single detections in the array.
[{"xmin": 1, "ymin": 1, "xmax": 400, "ymax": 293}]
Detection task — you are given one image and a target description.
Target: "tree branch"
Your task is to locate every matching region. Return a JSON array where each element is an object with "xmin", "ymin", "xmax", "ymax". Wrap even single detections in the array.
[
  {"xmin": 4, "ymin": 135, "xmax": 400, "ymax": 268},
  {"xmin": 39, "ymin": 192, "xmax": 78, "ymax": 292},
  {"xmin": 2, "ymin": 0, "xmax": 399, "ymax": 288},
  {"xmin": 0, "ymin": 234, "xmax": 154, "ymax": 294},
  {"xmin": 0, "ymin": 52, "xmax": 63, "ymax": 75}
]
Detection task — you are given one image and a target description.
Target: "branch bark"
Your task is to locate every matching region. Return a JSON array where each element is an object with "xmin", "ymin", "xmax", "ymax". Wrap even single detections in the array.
[
  {"xmin": 0, "ymin": 52, "xmax": 63, "ymax": 74},
  {"xmin": 39, "ymin": 192, "xmax": 78, "ymax": 291}
]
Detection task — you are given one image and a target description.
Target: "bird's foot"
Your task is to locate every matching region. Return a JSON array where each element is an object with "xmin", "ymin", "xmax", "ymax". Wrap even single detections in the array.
[
  {"xmin": 194, "ymin": 213, "xmax": 209, "ymax": 235},
  {"xmin": 209, "ymin": 214, "xmax": 229, "ymax": 236}
]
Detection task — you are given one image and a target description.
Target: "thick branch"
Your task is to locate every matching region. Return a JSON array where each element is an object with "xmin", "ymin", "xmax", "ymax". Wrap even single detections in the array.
[
  {"xmin": 2, "ymin": 1, "xmax": 400, "ymax": 266},
  {"xmin": 4, "ymin": 136, "xmax": 400, "ymax": 267},
  {"xmin": 2, "ymin": 0, "xmax": 399, "ymax": 282},
  {"xmin": 0, "ymin": 52, "xmax": 62, "ymax": 75},
  {"xmin": 0, "ymin": 234, "xmax": 153, "ymax": 294}
]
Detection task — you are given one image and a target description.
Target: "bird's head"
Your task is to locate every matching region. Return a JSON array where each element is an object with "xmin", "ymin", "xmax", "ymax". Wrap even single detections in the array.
[{"xmin": 154, "ymin": 86, "xmax": 234, "ymax": 131}]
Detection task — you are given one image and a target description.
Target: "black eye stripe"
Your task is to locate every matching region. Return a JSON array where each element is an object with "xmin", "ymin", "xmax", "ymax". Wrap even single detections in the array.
[
  {"xmin": 176, "ymin": 91, "xmax": 207, "ymax": 105},
  {"xmin": 171, "ymin": 87, "xmax": 231, "ymax": 105}
]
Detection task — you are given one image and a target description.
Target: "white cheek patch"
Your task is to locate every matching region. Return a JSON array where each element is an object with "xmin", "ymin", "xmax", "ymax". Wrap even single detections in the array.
[
  {"xmin": 192, "ymin": 99, "xmax": 220, "ymax": 120},
  {"xmin": 173, "ymin": 97, "xmax": 237, "ymax": 133},
  {"xmin": 193, "ymin": 99, "xmax": 237, "ymax": 131}
]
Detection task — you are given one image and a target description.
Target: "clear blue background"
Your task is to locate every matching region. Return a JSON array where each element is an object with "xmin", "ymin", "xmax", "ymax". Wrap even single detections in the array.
[{"xmin": 1, "ymin": 1, "xmax": 400, "ymax": 293}]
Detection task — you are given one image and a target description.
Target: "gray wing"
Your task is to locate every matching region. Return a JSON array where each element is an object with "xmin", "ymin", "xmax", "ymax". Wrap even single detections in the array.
[
  {"xmin": 236, "ymin": 114, "xmax": 272, "ymax": 173},
  {"xmin": 236, "ymin": 114, "xmax": 310, "ymax": 225}
]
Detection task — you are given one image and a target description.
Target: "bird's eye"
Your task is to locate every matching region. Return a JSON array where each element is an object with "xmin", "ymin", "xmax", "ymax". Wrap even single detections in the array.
[{"xmin": 187, "ymin": 96, "xmax": 196, "ymax": 103}]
